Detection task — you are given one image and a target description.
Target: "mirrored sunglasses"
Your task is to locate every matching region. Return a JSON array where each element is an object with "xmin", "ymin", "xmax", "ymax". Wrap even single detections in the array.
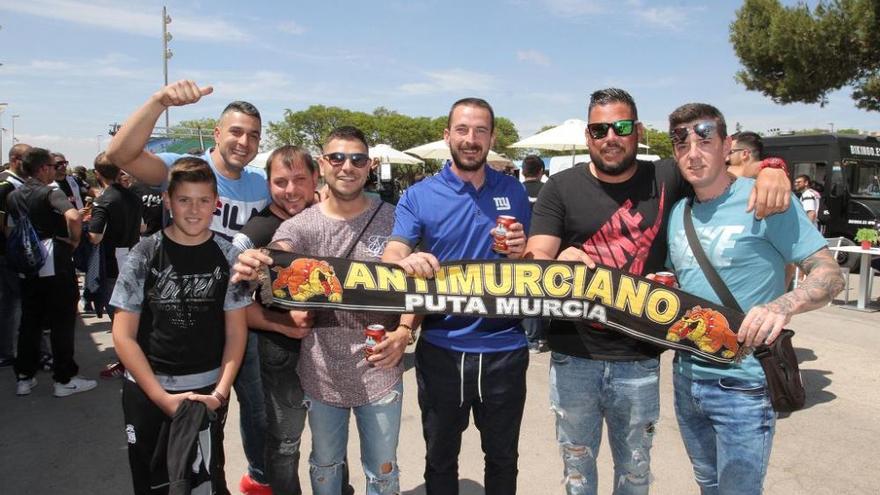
[
  {"xmin": 323, "ymin": 152, "xmax": 371, "ymax": 168},
  {"xmin": 587, "ymin": 119, "xmax": 637, "ymax": 139},
  {"xmin": 670, "ymin": 121, "xmax": 717, "ymax": 144}
]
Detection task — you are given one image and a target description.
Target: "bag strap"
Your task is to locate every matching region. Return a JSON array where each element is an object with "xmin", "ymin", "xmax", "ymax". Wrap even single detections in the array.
[
  {"xmin": 342, "ymin": 201, "xmax": 382, "ymax": 259},
  {"xmin": 683, "ymin": 199, "xmax": 743, "ymax": 313}
]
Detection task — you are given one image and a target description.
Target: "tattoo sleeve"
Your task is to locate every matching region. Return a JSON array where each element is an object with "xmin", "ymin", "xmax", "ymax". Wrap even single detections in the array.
[{"xmin": 764, "ymin": 248, "xmax": 845, "ymax": 316}]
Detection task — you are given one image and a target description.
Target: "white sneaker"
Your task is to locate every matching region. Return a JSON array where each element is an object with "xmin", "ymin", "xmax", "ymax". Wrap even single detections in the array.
[
  {"xmin": 16, "ymin": 377, "xmax": 37, "ymax": 396},
  {"xmin": 53, "ymin": 376, "xmax": 97, "ymax": 397}
]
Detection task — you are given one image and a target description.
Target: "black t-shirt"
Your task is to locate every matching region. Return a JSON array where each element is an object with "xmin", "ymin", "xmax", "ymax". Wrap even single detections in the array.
[
  {"xmin": 523, "ymin": 179, "xmax": 544, "ymax": 210},
  {"xmin": 129, "ymin": 182, "xmax": 164, "ymax": 236},
  {"xmin": 7, "ymin": 178, "xmax": 76, "ymax": 275},
  {"xmin": 235, "ymin": 206, "xmax": 301, "ymax": 351},
  {"xmin": 0, "ymin": 172, "xmax": 25, "ymax": 256},
  {"xmin": 90, "ymin": 183, "xmax": 144, "ymax": 278},
  {"xmin": 55, "ymin": 176, "xmax": 90, "ymax": 209},
  {"xmin": 110, "ymin": 232, "xmax": 251, "ymax": 375},
  {"xmin": 530, "ymin": 160, "xmax": 689, "ymax": 360}
]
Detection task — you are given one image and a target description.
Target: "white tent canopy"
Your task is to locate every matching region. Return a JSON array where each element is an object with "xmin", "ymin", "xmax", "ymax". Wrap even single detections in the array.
[
  {"xmin": 404, "ymin": 139, "xmax": 512, "ymax": 167},
  {"xmin": 369, "ymin": 144, "xmax": 424, "ymax": 165},
  {"xmin": 511, "ymin": 118, "xmax": 650, "ymax": 151}
]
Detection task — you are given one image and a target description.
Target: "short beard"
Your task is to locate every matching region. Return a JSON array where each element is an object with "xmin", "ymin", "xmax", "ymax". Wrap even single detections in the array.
[
  {"xmin": 450, "ymin": 146, "xmax": 487, "ymax": 172},
  {"xmin": 589, "ymin": 146, "xmax": 637, "ymax": 177}
]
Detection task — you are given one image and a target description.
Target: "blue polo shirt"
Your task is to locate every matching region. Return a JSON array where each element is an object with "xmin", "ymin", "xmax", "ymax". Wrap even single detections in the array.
[
  {"xmin": 391, "ymin": 164, "xmax": 531, "ymax": 352},
  {"xmin": 157, "ymin": 149, "xmax": 269, "ymax": 239}
]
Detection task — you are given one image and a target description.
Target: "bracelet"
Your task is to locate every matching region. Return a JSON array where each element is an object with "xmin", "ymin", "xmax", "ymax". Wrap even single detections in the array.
[
  {"xmin": 759, "ymin": 157, "xmax": 788, "ymax": 177},
  {"xmin": 211, "ymin": 389, "xmax": 229, "ymax": 407},
  {"xmin": 396, "ymin": 323, "xmax": 416, "ymax": 345}
]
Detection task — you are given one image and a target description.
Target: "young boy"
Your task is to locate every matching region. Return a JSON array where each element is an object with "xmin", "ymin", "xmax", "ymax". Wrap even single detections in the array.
[{"xmin": 110, "ymin": 157, "xmax": 251, "ymax": 494}]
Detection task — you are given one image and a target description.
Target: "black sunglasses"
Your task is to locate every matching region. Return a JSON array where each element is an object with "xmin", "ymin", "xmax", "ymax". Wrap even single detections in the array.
[
  {"xmin": 670, "ymin": 121, "xmax": 717, "ymax": 144},
  {"xmin": 587, "ymin": 119, "xmax": 637, "ymax": 139},
  {"xmin": 55, "ymin": 160, "xmax": 69, "ymax": 167},
  {"xmin": 323, "ymin": 152, "xmax": 371, "ymax": 168}
]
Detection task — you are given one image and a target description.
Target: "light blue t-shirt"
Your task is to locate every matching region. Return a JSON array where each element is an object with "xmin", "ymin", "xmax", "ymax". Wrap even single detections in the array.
[
  {"xmin": 157, "ymin": 149, "xmax": 269, "ymax": 239},
  {"xmin": 667, "ymin": 177, "xmax": 826, "ymax": 380},
  {"xmin": 390, "ymin": 164, "xmax": 531, "ymax": 353}
]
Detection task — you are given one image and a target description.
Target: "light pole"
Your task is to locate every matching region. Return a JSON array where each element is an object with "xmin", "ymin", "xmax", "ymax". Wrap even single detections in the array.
[
  {"xmin": 0, "ymin": 102, "xmax": 7, "ymax": 163},
  {"xmin": 96, "ymin": 134, "xmax": 103, "ymax": 154},
  {"xmin": 162, "ymin": 6, "xmax": 173, "ymax": 136},
  {"xmin": 11, "ymin": 114, "xmax": 19, "ymax": 144},
  {"xmin": 829, "ymin": 122, "xmax": 835, "ymax": 133}
]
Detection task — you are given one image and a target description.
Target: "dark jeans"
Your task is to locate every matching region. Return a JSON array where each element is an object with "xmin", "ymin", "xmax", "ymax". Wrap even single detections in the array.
[
  {"xmin": 234, "ymin": 331, "xmax": 268, "ymax": 484},
  {"xmin": 14, "ymin": 271, "xmax": 79, "ymax": 383},
  {"xmin": 0, "ymin": 257, "xmax": 22, "ymax": 360},
  {"xmin": 415, "ymin": 339, "xmax": 529, "ymax": 495},
  {"xmin": 259, "ymin": 334, "xmax": 354, "ymax": 495}
]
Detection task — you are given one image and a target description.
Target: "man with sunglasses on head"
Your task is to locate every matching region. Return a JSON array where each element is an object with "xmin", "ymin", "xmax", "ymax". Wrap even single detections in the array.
[
  {"xmin": 524, "ymin": 88, "xmax": 791, "ymax": 495},
  {"xmin": 106, "ymin": 80, "xmax": 273, "ymax": 494},
  {"xmin": 382, "ymin": 98, "xmax": 531, "ymax": 495},
  {"xmin": 665, "ymin": 103, "xmax": 842, "ymax": 494}
]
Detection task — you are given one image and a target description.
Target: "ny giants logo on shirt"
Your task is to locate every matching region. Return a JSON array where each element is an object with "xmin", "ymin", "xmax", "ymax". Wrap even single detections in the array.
[
  {"xmin": 493, "ymin": 197, "xmax": 511, "ymax": 210},
  {"xmin": 582, "ymin": 185, "xmax": 666, "ymax": 276}
]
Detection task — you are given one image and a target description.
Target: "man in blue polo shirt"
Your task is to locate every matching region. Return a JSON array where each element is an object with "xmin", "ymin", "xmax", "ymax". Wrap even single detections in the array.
[
  {"xmin": 105, "ymin": 80, "xmax": 272, "ymax": 495},
  {"xmin": 383, "ymin": 97, "xmax": 531, "ymax": 495}
]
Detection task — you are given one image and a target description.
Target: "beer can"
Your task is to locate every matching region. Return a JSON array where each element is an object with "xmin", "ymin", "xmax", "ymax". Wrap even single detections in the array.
[
  {"xmin": 654, "ymin": 271, "xmax": 677, "ymax": 287},
  {"xmin": 364, "ymin": 324, "xmax": 386, "ymax": 357},
  {"xmin": 493, "ymin": 215, "xmax": 517, "ymax": 253}
]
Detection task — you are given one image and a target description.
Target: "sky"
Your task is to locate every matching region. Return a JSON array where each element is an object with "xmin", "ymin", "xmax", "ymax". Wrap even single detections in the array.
[{"xmin": 1, "ymin": 0, "xmax": 876, "ymax": 167}]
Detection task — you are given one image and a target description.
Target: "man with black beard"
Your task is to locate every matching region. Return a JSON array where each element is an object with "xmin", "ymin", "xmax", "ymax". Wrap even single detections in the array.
[
  {"xmin": 524, "ymin": 88, "xmax": 791, "ymax": 495},
  {"xmin": 383, "ymin": 98, "xmax": 531, "ymax": 494}
]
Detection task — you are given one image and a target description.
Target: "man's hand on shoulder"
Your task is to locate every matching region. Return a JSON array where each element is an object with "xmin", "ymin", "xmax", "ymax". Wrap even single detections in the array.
[{"xmin": 748, "ymin": 166, "xmax": 791, "ymax": 219}]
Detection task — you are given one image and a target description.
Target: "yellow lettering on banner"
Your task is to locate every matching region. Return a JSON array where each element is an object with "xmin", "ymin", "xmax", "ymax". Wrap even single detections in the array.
[
  {"xmin": 513, "ymin": 264, "xmax": 543, "ymax": 297},
  {"xmin": 376, "ymin": 265, "xmax": 407, "ymax": 292},
  {"xmin": 615, "ymin": 276, "xmax": 649, "ymax": 316},
  {"xmin": 584, "ymin": 268, "xmax": 613, "ymax": 305},
  {"xmin": 413, "ymin": 277, "xmax": 429, "ymax": 293},
  {"xmin": 543, "ymin": 264, "xmax": 572, "ymax": 298},
  {"xmin": 447, "ymin": 264, "xmax": 484, "ymax": 295},
  {"xmin": 646, "ymin": 289, "xmax": 679, "ymax": 324},
  {"xmin": 485, "ymin": 264, "xmax": 513, "ymax": 296},
  {"xmin": 435, "ymin": 267, "xmax": 449, "ymax": 293},
  {"xmin": 572, "ymin": 265, "xmax": 587, "ymax": 299},
  {"xmin": 344, "ymin": 263, "xmax": 377, "ymax": 290}
]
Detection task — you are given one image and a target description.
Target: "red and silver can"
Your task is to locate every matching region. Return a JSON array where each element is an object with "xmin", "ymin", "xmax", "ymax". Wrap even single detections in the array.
[
  {"xmin": 493, "ymin": 215, "xmax": 517, "ymax": 253},
  {"xmin": 653, "ymin": 271, "xmax": 677, "ymax": 287},
  {"xmin": 364, "ymin": 324, "xmax": 386, "ymax": 357}
]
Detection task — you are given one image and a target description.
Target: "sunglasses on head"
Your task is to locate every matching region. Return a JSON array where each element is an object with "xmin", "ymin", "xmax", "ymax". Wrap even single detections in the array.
[
  {"xmin": 587, "ymin": 119, "xmax": 637, "ymax": 139},
  {"xmin": 669, "ymin": 121, "xmax": 717, "ymax": 144},
  {"xmin": 323, "ymin": 152, "xmax": 371, "ymax": 168}
]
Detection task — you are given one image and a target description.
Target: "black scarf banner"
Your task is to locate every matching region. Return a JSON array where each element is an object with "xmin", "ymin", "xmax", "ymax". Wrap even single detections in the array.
[{"xmin": 258, "ymin": 249, "xmax": 747, "ymax": 364}]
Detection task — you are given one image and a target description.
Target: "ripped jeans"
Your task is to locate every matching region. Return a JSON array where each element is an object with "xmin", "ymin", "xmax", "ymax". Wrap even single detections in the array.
[
  {"xmin": 549, "ymin": 353, "xmax": 660, "ymax": 495},
  {"xmin": 306, "ymin": 381, "xmax": 403, "ymax": 495}
]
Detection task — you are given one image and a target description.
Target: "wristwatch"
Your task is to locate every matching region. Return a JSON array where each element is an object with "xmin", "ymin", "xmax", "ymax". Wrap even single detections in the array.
[{"xmin": 394, "ymin": 323, "xmax": 416, "ymax": 345}]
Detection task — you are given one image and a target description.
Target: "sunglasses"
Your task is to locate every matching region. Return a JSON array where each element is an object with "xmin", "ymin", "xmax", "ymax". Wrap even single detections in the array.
[
  {"xmin": 587, "ymin": 119, "xmax": 637, "ymax": 139},
  {"xmin": 727, "ymin": 148, "xmax": 746, "ymax": 156},
  {"xmin": 670, "ymin": 121, "xmax": 717, "ymax": 144},
  {"xmin": 323, "ymin": 152, "xmax": 371, "ymax": 168},
  {"xmin": 55, "ymin": 160, "xmax": 69, "ymax": 167}
]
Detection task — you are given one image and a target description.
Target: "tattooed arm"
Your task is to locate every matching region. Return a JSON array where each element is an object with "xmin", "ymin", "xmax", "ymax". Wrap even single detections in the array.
[{"xmin": 738, "ymin": 248, "xmax": 845, "ymax": 347}]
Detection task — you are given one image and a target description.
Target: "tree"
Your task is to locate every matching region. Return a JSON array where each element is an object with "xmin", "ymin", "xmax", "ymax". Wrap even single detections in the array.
[
  {"xmin": 730, "ymin": 0, "xmax": 880, "ymax": 111},
  {"xmin": 642, "ymin": 127, "xmax": 673, "ymax": 159}
]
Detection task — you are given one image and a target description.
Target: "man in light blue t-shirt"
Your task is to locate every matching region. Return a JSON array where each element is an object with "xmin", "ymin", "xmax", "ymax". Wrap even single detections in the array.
[
  {"xmin": 665, "ymin": 103, "xmax": 844, "ymax": 495},
  {"xmin": 105, "ymin": 80, "xmax": 272, "ymax": 495}
]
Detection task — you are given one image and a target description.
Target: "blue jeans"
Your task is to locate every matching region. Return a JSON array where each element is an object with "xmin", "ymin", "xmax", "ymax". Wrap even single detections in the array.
[
  {"xmin": 549, "ymin": 353, "xmax": 660, "ymax": 495},
  {"xmin": 673, "ymin": 370, "xmax": 776, "ymax": 495},
  {"xmin": 233, "ymin": 331, "xmax": 268, "ymax": 484},
  {"xmin": 0, "ymin": 257, "xmax": 21, "ymax": 360},
  {"xmin": 306, "ymin": 381, "xmax": 403, "ymax": 495}
]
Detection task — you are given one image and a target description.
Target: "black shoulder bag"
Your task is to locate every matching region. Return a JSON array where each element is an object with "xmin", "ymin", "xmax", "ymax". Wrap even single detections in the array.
[{"xmin": 683, "ymin": 200, "xmax": 805, "ymax": 413}]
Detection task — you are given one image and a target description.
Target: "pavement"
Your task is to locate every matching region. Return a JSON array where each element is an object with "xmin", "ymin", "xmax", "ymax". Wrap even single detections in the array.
[{"xmin": 1, "ymin": 273, "xmax": 878, "ymax": 495}]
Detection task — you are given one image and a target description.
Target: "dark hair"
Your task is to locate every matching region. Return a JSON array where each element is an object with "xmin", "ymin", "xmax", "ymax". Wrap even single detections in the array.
[
  {"xmin": 265, "ymin": 145, "xmax": 317, "ymax": 180},
  {"xmin": 167, "ymin": 157, "xmax": 218, "ymax": 197},
  {"xmin": 447, "ymin": 97, "xmax": 495, "ymax": 132},
  {"xmin": 668, "ymin": 103, "xmax": 728, "ymax": 140},
  {"xmin": 21, "ymin": 147, "xmax": 53, "ymax": 177},
  {"xmin": 588, "ymin": 88, "xmax": 638, "ymax": 120},
  {"xmin": 323, "ymin": 126, "xmax": 369, "ymax": 150},
  {"xmin": 220, "ymin": 101, "xmax": 261, "ymax": 123},
  {"xmin": 521, "ymin": 155, "xmax": 545, "ymax": 178},
  {"xmin": 796, "ymin": 174, "xmax": 812, "ymax": 185},
  {"xmin": 93, "ymin": 152, "xmax": 121, "ymax": 181},
  {"xmin": 730, "ymin": 131, "xmax": 763, "ymax": 159}
]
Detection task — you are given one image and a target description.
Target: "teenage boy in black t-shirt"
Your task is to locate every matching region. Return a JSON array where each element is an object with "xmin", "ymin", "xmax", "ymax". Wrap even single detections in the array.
[
  {"xmin": 525, "ymin": 88, "xmax": 792, "ymax": 495},
  {"xmin": 111, "ymin": 157, "xmax": 251, "ymax": 495}
]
